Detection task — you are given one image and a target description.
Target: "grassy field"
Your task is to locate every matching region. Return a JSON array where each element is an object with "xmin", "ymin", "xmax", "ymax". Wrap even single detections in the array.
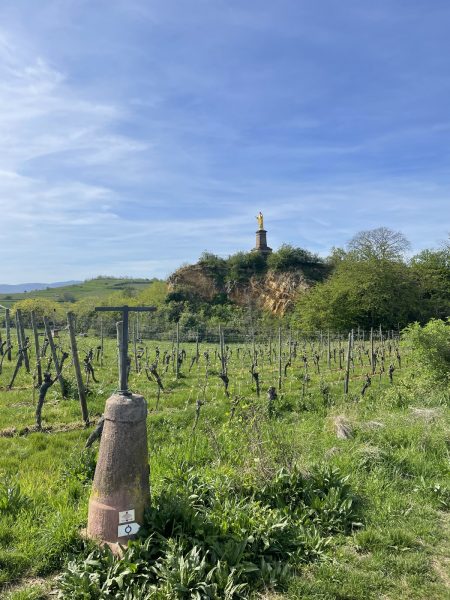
[
  {"xmin": 0, "ymin": 327, "xmax": 448, "ymax": 599},
  {"xmin": 0, "ymin": 278, "xmax": 154, "ymax": 309}
]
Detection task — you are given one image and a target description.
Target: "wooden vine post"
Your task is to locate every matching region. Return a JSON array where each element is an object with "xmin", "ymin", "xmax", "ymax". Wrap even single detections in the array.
[
  {"xmin": 278, "ymin": 325, "xmax": 282, "ymax": 390},
  {"xmin": 16, "ymin": 309, "xmax": 30, "ymax": 372},
  {"xmin": 30, "ymin": 311, "xmax": 42, "ymax": 386},
  {"xmin": 175, "ymin": 321, "xmax": 180, "ymax": 379},
  {"xmin": 370, "ymin": 327, "xmax": 375, "ymax": 374},
  {"xmin": 327, "ymin": 330, "xmax": 331, "ymax": 369},
  {"xmin": 5, "ymin": 308, "xmax": 11, "ymax": 361},
  {"xmin": 67, "ymin": 312, "xmax": 89, "ymax": 426},
  {"xmin": 344, "ymin": 330, "xmax": 353, "ymax": 394},
  {"xmin": 43, "ymin": 316, "xmax": 66, "ymax": 398}
]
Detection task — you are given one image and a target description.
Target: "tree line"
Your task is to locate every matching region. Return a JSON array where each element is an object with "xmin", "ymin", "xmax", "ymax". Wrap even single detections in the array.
[{"xmin": 5, "ymin": 227, "xmax": 449, "ymax": 333}]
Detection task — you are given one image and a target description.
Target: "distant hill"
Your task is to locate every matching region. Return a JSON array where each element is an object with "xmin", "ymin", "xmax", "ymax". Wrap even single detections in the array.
[
  {"xmin": 0, "ymin": 277, "xmax": 155, "ymax": 308},
  {"xmin": 0, "ymin": 281, "xmax": 81, "ymax": 293}
]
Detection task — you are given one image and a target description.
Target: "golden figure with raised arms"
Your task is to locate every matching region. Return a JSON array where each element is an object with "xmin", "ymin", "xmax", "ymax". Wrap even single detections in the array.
[{"xmin": 256, "ymin": 211, "xmax": 264, "ymax": 230}]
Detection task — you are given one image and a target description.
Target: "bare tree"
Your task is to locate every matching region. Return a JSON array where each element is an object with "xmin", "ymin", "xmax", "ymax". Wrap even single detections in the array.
[{"xmin": 348, "ymin": 227, "xmax": 411, "ymax": 261}]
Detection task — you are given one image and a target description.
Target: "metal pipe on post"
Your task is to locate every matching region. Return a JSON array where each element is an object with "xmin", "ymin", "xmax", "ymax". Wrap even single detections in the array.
[
  {"xmin": 119, "ymin": 310, "xmax": 129, "ymax": 393},
  {"xmin": 133, "ymin": 317, "xmax": 139, "ymax": 373},
  {"xmin": 116, "ymin": 321, "xmax": 123, "ymax": 382},
  {"xmin": 43, "ymin": 316, "xmax": 66, "ymax": 398},
  {"xmin": 100, "ymin": 317, "xmax": 104, "ymax": 367},
  {"xmin": 67, "ymin": 312, "xmax": 89, "ymax": 426}
]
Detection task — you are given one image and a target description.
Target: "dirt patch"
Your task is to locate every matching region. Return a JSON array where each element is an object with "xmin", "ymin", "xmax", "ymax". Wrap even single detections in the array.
[
  {"xmin": 0, "ymin": 418, "xmax": 99, "ymax": 438},
  {"xmin": 432, "ymin": 513, "xmax": 450, "ymax": 589},
  {"xmin": 410, "ymin": 407, "xmax": 442, "ymax": 422},
  {"xmin": 333, "ymin": 415, "xmax": 354, "ymax": 439},
  {"xmin": 1, "ymin": 575, "xmax": 55, "ymax": 598}
]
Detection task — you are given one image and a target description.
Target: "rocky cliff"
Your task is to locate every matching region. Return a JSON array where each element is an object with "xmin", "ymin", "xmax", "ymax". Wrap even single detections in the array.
[{"xmin": 167, "ymin": 265, "xmax": 311, "ymax": 316}]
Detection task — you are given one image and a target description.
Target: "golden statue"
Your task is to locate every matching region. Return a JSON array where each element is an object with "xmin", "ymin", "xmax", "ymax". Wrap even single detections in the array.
[{"xmin": 256, "ymin": 211, "xmax": 264, "ymax": 230}]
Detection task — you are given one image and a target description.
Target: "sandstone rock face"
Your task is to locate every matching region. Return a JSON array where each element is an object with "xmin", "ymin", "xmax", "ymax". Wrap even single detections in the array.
[
  {"xmin": 230, "ymin": 271, "xmax": 310, "ymax": 316},
  {"xmin": 167, "ymin": 264, "xmax": 220, "ymax": 301},
  {"xmin": 168, "ymin": 264, "xmax": 311, "ymax": 316}
]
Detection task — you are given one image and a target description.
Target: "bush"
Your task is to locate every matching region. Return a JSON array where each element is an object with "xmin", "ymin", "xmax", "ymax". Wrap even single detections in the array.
[
  {"xmin": 226, "ymin": 252, "xmax": 267, "ymax": 284},
  {"xmin": 402, "ymin": 319, "xmax": 450, "ymax": 384},
  {"xmin": 198, "ymin": 253, "xmax": 228, "ymax": 288},
  {"xmin": 267, "ymin": 244, "xmax": 320, "ymax": 272},
  {"xmin": 11, "ymin": 299, "xmax": 65, "ymax": 326}
]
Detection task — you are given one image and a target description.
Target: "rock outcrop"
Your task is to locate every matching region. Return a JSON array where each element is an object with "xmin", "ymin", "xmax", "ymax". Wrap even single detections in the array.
[{"xmin": 167, "ymin": 265, "xmax": 312, "ymax": 316}]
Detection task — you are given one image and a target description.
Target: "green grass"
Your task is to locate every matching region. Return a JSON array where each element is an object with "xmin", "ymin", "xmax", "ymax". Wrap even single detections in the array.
[
  {"xmin": 0, "ymin": 277, "xmax": 153, "ymax": 308},
  {"xmin": 0, "ymin": 330, "xmax": 448, "ymax": 598}
]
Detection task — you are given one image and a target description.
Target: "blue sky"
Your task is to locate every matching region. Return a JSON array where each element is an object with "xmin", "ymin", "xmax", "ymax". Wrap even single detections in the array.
[{"xmin": 0, "ymin": 0, "xmax": 449, "ymax": 283}]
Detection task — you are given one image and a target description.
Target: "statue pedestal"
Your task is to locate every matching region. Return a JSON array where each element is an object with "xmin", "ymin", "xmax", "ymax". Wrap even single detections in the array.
[
  {"xmin": 254, "ymin": 229, "xmax": 272, "ymax": 254},
  {"xmin": 87, "ymin": 393, "xmax": 149, "ymax": 545}
]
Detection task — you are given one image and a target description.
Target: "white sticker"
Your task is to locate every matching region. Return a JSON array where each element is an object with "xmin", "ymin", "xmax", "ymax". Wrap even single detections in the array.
[
  {"xmin": 119, "ymin": 509, "xmax": 135, "ymax": 524},
  {"xmin": 118, "ymin": 522, "xmax": 140, "ymax": 537}
]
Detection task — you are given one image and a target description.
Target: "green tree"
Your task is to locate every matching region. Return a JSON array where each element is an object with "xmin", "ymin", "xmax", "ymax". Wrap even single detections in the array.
[
  {"xmin": 402, "ymin": 319, "xmax": 450, "ymax": 384},
  {"xmin": 411, "ymin": 243, "xmax": 450, "ymax": 320},
  {"xmin": 294, "ymin": 229, "xmax": 419, "ymax": 331},
  {"xmin": 136, "ymin": 280, "xmax": 168, "ymax": 306},
  {"xmin": 348, "ymin": 227, "xmax": 411, "ymax": 261},
  {"xmin": 11, "ymin": 298, "xmax": 65, "ymax": 325}
]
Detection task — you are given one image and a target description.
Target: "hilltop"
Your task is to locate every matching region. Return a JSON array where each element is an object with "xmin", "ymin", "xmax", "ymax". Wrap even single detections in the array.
[
  {"xmin": 0, "ymin": 281, "xmax": 81, "ymax": 294},
  {"xmin": 167, "ymin": 245, "xmax": 330, "ymax": 317}
]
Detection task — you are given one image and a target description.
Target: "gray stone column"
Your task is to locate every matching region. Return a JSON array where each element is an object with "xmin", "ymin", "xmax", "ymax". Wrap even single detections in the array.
[{"xmin": 254, "ymin": 229, "xmax": 272, "ymax": 254}]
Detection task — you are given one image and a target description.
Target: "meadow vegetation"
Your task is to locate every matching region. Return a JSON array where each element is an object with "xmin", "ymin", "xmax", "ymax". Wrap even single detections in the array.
[
  {"xmin": 0, "ymin": 227, "xmax": 448, "ymax": 598},
  {"xmin": 0, "ymin": 316, "xmax": 448, "ymax": 599}
]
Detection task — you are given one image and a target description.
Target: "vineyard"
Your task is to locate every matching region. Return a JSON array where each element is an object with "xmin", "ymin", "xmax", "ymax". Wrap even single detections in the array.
[{"xmin": 0, "ymin": 311, "xmax": 449, "ymax": 599}]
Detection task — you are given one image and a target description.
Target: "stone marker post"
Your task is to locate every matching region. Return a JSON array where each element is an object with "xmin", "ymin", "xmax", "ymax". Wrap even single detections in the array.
[{"xmin": 87, "ymin": 305, "xmax": 156, "ymax": 547}]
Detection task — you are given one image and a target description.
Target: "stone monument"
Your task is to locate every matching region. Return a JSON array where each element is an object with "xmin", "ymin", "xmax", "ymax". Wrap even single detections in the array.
[
  {"xmin": 254, "ymin": 211, "xmax": 272, "ymax": 255},
  {"xmin": 87, "ymin": 305, "xmax": 155, "ymax": 548}
]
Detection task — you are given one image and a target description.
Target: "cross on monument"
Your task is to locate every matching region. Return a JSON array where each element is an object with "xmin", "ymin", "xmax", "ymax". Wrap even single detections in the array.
[{"xmin": 95, "ymin": 305, "xmax": 156, "ymax": 394}]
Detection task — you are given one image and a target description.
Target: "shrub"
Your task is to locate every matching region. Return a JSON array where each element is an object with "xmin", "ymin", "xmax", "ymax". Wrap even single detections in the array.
[
  {"xmin": 226, "ymin": 252, "xmax": 267, "ymax": 284},
  {"xmin": 267, "ymin": 244, "xmax": 320, "ymax": 272},
  {"xmin": 198, "ymin": 252, "xmax": 228, "ymax": 288},
  {"xmin": 402, "ymin": 319, "xmax": 450, "ymax": 384}
]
